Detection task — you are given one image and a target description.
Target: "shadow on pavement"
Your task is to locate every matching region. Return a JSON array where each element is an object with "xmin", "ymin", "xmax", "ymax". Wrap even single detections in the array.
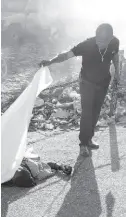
[
  {"xmin": 55, "ymin": 155, "xmax": 102, "ymax": 217},
  {"xmin": 105, "ymin": 191, "xmax": 115, "ymax": 217},
  {"xmin": 109, "ymin": 123, "xmax": 120, "ymax": 172},
  {"xmin": 1, "ymin": 174, "xmax": 70, "ymax": 217},
  {"xmin": 1, "ymin": 185, "xmax": 31, "ymax": 217},
  {"xmin": 94, "ymin": 153, "xmax": 125, "ymax": 171}
]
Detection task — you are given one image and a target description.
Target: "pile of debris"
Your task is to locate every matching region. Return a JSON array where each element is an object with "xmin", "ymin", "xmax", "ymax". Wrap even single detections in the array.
[
  {"xmin": 98, "ymin": 86, "xmax": 126, "ymax": 126},
  {"xmin": 29, "ymin": 81, "xmax": 126, "ymax": 131}
]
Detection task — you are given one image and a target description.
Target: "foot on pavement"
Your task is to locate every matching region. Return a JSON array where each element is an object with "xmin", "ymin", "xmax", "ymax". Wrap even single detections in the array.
[
  {"xmin": 87, "ymin": 140, "xmax": 99, "ymax": 150},
  {"xmin": 79, "ymin": 145, "xmax": 90, "ymax": 157}
]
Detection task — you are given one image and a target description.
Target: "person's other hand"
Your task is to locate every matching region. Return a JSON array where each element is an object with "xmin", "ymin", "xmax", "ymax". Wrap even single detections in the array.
[{"xmin": 114, "ymin": 73, "xmax": 120, "ymax": 85}]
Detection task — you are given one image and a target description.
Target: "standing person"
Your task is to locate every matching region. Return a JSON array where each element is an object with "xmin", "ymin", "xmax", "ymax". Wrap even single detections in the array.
[{"xmin": 39, "ymin": 23, "xmax": 120, "ymax": 157}]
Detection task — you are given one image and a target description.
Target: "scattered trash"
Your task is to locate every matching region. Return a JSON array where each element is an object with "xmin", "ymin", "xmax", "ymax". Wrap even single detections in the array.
[
  {"xmin": 34, "ymin": 98, "xmax": 44, "ymax": 108},
  {"xmin": 29, "ymin": 79, "xmax": 126, "ymax": 131},
  {"xmin": 52, "ymin": 98, "xmax": 58, "ymax": 104},
  {"xmin": 45, "ymin": 123, "xmax": 54, "ymax": 130},
  {"xmin": 53, "ymin": 108, "xmax": 70, "ymax": 119}
]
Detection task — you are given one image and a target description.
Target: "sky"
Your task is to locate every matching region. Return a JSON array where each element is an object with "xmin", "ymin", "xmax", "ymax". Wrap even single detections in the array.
[{"xmin": 38, "ymin": 0, "xmax": 126, "ymax": 57}]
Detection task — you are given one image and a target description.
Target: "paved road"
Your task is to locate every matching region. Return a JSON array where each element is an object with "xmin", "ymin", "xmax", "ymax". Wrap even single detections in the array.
[{"xmin": 1, "ymin": 125, "xmax": 126, "ymax": 217}]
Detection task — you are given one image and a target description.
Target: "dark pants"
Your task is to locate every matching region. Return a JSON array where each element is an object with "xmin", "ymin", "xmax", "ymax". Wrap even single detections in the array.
[{"xmin": 79, "ymin": 79, "xmax": 110, "ymax": 145}]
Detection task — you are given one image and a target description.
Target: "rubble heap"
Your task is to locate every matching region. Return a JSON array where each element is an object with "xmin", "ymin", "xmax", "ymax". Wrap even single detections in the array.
[{"xmin": 29, "ymin": 80, "xmax": 126, "ymax": 132}]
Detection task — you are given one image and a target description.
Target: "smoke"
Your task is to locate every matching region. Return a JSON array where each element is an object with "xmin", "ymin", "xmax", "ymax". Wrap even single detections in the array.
[
  {"xmin": 37, "ymin": 0, "xmax": 126, "ymax": 50},
  {"xmin": 37, "ymin": 0, "xmax": 97, "ymax": 40}
]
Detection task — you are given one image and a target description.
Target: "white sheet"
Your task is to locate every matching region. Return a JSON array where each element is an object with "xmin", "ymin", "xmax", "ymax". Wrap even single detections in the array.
[{"xmin": 1, "ymin": 67, "xmax": 53, "ymax": 183}]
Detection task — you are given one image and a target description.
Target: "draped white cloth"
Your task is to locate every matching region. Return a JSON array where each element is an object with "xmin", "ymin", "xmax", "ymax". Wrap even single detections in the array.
[{"xmin": 1, "ymin": 67, "xmax": 53, "ymax": 183}]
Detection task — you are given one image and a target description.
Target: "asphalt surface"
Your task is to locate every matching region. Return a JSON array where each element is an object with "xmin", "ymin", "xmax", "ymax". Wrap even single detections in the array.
[{"xmin": 1, "ymin": 124, "xmax": 126, "ymax": 217}]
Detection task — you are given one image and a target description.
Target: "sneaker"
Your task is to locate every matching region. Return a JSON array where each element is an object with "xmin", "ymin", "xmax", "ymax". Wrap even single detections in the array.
[
  {"xmin": 87, "ymin": 140, "xmax": 99, "ymax": 150},
  {"xmin": 79, "ymin": 145, "xmax": 90, "ymax": 157}
]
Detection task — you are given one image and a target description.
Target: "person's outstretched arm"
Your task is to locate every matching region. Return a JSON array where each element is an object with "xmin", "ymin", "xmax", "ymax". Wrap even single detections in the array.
[
  {"xmin": 39, "ymin": 40, "xmax": 86, "ymax": 67},
  {"xmin": 39, "ymin": 50, "xmax": 75, "ymax": 67}
]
